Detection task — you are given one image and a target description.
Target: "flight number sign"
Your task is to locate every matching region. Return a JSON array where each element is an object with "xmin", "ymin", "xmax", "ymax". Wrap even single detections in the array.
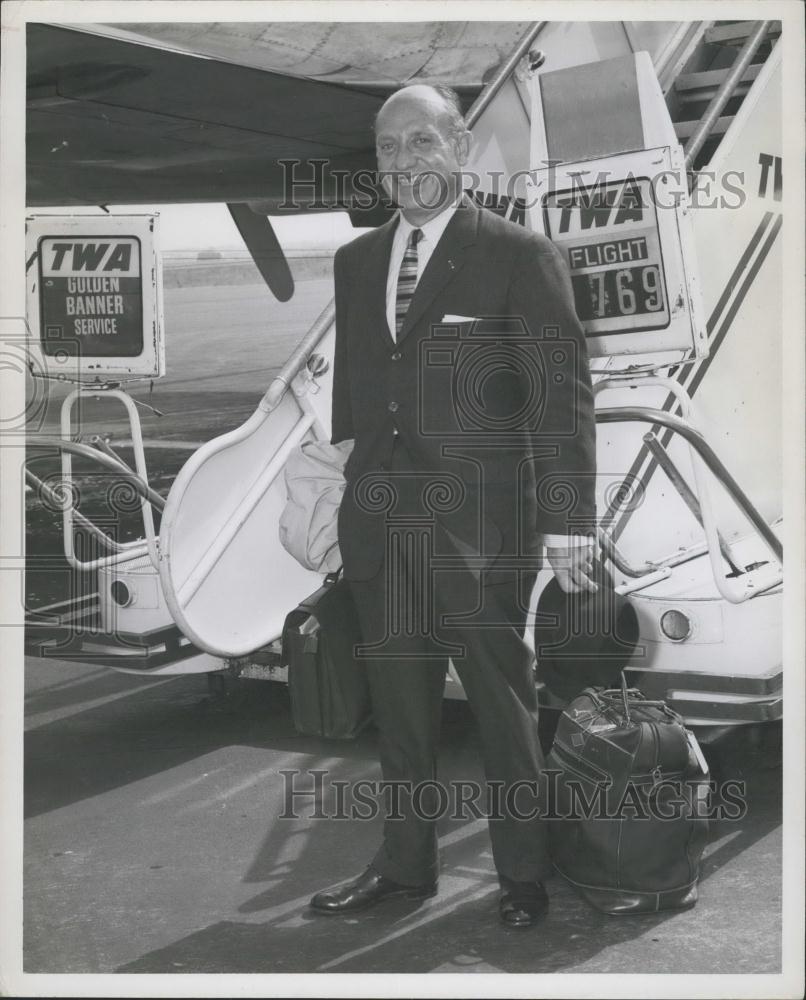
[{"xmin": 542, "ymin": 176, "xmax": 670, "ymax": 335}]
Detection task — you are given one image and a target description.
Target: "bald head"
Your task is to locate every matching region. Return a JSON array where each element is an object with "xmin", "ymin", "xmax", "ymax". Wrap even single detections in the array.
[
  {"xmin": 374, "ymin": 84, "xmax": 471, "ymax": 225},
  {"xmin": 375, "ymin": 84, "xmax": 467, "ymax": 138}
]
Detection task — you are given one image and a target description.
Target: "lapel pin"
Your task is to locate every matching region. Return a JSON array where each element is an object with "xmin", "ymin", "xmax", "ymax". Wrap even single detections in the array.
[{"xmin": 447, "ymin": 259, "xmax": 455, "ymax": 270}]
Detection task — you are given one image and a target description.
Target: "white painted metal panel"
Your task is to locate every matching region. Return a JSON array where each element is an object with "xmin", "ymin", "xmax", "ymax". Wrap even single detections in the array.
[
  {"xmin": 602, "ymin": 48, "xmax": 782, "ymax": 564},
  {"xmin": 25, "ymin": 213, "xmax": 164, "ymax": 382},
  {"xmin": 158, "ymin": 363, "xmax": 334, "ymax": 657}
]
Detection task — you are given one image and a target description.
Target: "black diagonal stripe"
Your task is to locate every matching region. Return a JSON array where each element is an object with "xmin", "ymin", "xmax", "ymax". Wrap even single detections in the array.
[
  {"xmin": 705, "ymin": 212, "xmax": 776, "ymax": 342},
  {"xmin": 600, "ymin": 211, "xmax": 775, "ymax": 535},
  {"xmin": 610, "ymin": 211, "xmax": 782, "ymax": 542},
  {"xmin": 652, "ymin": 213, "xmax": 783, "ymax": 448}
]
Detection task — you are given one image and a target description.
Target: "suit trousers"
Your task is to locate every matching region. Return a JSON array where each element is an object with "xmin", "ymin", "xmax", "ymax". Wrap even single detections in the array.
[{"xmin": 347, "ymin": 436, "xmax": 551, "ymax": 887}]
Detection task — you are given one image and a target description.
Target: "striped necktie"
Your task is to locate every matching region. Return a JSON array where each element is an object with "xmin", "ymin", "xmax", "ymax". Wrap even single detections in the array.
[{"xmin": 394, "ymin": 227, "xmax": 422, "ymax": 338}]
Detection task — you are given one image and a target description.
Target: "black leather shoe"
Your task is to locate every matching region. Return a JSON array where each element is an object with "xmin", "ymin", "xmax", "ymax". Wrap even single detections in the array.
[
  {"xmin": 498, "ymin": 877, "xmax": 549, "ymax": 928},
  {"xmin": 310, "ymin": 866, "xmax": 437, "ymax": 914}
]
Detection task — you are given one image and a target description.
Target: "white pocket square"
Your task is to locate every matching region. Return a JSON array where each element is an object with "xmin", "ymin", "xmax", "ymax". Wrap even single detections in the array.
[{"xmin": 441, "ymin": 314, "xmax": 478, "ymax": 323}]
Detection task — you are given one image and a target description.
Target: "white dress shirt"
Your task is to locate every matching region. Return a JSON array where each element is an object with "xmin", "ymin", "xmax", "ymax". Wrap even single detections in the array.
[
  {"xmin": 385, "ymin": 203, "xmax": 460, "ymax": 340},
  {"xmin": 383, "ymin": 204, "xmax": 591, "ymax": 553}
]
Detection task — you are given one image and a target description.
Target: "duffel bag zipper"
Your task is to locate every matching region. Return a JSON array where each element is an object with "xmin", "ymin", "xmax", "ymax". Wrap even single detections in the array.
[
  {"xmin": 550, "ymin": 742, "xmax": 612, "ymax": 783},
  {"xmin": 650, "ymin": 723, "xmax": 664, "ymax": 786}
]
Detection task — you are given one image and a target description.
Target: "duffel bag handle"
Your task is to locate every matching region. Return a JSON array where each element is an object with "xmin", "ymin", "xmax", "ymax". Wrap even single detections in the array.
[
  {"xmin": 600, "ymin": 675, "xmax": 685, "ymax": 725},
  {"xmin": 601, "ymin": 689, "xmax": 681, "ymax": 714},
  {"xmin": 609, "ymin": 673, "xmax": 685, "ymax": 726},
  {"xmin": 620, "ymin": 671, "xmax": 632, "ymax": 725},
  {"xmin": 575, "ymin": 680, "xmax": 684, "ymax": 728}
]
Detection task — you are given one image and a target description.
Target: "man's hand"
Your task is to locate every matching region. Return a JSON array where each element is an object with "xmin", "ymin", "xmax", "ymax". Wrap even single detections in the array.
[{"xmin": 546, "ymin": 543, "xmax": 598, "ymax": 594}]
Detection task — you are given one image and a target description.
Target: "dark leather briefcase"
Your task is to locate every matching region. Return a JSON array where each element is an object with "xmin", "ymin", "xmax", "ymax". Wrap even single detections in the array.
[
  {"xmin": 546, "ymin": 678, "xmax": 710, "ymax": 914},
  {"xmin": 282, "ymin": 572, "xmax": 372, "ymax": 740}
]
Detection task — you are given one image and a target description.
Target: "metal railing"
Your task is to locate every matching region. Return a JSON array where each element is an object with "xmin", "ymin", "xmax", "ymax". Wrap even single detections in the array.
[
  {"xmin": 642, "ymin": 430, "xmax": 742, "ymax": 573},
  {"xmin": 261, "ymin": 299, "xmax": 336, "ymax": 412},
  {"xmin": 596, "ymin": 406, "xmax": 782, "ymax": 588},
  {"xmin": 684, "ymin": 20, "xmax": 772, "ymax": 168},
  {"xmin": 25, "ymin": 467, "xmax": 122, "ymax": 554},
  {"xmin": 465, "ymin": 22, "xmax": 546, "ymax": 129},
  {"xmin": 26, "ymin": 436, "xmax": 164, "ymax": 570},
  {"xmin": 26, "ymin": 437, "xmax": 164, "ymax": 510}
]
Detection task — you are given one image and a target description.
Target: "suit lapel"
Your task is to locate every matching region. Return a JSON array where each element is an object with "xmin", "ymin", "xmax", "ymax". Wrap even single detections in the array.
[
  {"xmin": 396, "ymin": 195, "xmax": 480, "ymax": 343},
  {"xmin": 359, "ymin": 214, "xmax": 399, "ymax": 344}
]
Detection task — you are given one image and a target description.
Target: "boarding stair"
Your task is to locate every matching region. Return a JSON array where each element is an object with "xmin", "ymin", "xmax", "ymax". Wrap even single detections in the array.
[
  {"xmin": 662, "ymin": 20, "xmax": 780, "ymax": 169},
  {"xmin": 23, "ymin": 20, "xmax": 785, "ymax": 724}
]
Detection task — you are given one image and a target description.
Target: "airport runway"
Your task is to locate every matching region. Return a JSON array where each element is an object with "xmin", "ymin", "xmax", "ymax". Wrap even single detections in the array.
[{"xmin": 24, "ymin": 656, "xmax": 783, "ymax": 975}]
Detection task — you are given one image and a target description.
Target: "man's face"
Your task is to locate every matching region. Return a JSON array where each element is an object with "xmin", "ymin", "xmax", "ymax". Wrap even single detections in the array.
[{"xmin": 375, "ymin": 90, "xmax": 470, "ymax": 224}]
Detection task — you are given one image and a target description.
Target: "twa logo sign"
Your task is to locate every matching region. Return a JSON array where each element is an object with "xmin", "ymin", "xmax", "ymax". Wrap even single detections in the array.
[
  {"xmin": 26, "ymin": 213, "xmax": 164, "ymax": 379},
  {"xmin": 39, "ymin": 237, "xmax": 141, "ymax": 278},
  {"xmin": 543, "ymin": 178, "xmax": 653, "ymax": 240}
]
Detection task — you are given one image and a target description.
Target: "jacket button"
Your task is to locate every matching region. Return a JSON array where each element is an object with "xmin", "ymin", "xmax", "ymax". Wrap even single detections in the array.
[
  {"xmin": 391, "ymin": 351, "xmax": 402, "ymax": 361},
  {"xmin": 388, "ymin": 401, "xmax": 399, "ymax": 413}
]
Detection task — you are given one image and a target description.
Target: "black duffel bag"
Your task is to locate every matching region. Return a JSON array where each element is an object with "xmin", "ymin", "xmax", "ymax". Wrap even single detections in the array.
[
  {"xmin": 546, "ymin": 677, "xmax": 710, "ymax": 914},
  {"xmin": 282, "ymin": 571, "xmax": 372, "ymax": 739}
]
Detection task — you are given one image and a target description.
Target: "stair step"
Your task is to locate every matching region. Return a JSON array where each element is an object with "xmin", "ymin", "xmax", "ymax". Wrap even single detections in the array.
[
  {"xmin": 674, "ymin": 63, "xmax": 764, "ymax": 94},
  {"xmin": 675, "ymin": 80, "xmax": 756, "ymax": 105},
  {"xmin": 674, "ymin": 115, "xmax": 735, "ymax": 141},
  {"xmin": 704, "ymin": 21, "xmax": 781, "ymax": 46}
]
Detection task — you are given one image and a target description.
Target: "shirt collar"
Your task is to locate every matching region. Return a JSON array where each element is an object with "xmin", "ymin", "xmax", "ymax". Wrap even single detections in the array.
[{"xmin": 396, "ymin": 195, "xmax": 462, "ymax": 246}]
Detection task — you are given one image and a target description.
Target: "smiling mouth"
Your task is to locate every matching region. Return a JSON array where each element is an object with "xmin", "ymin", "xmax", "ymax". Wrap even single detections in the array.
[{"xmin": 396, "ymin": 174, "xmax": 435, "ymax": 188}]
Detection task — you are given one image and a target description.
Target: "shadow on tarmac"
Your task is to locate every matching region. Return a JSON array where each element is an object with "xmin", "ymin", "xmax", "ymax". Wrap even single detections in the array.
[
  {"xmin": 115, "ymin": 806, "xmax": 781, "ymax": 975},
  {"xmin": 24, "ymin": 668, "xmax": 782, "ymax": 974},
  {"xmin": 25, "ymin": 672, "xmax": 377, "ymax": 819}
]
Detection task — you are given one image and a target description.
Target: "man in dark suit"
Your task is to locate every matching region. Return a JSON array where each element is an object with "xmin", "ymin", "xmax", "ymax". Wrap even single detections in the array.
[{"xmin": 310, "ymin": 84, "xmax": 597, "ymax": 927}]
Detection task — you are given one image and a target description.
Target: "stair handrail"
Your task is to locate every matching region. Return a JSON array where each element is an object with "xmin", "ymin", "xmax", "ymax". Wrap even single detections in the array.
[
  {"xmin": 59, "ymin": 388, "xmax": 161, "ymax": 570},
  {"xmin": 464, "ymin": 22, "xmax": 546, "ymax": 129},
  {"xmin": 261, "ymin": 299, "xmax": 336, "ymax": 412},
  {"xmin": 25, "ymin": 437, "xmax": 162, "ymax": 570},
  {"xmin": 596, "ymin": 405, "xmax": 782, "ymax": 602},
  {"xmin": 654, "ymin": 22, "xmax": 712, "ymax": 94},
  {"xmin": 684, "ymin": 20, "xmax": 773, "ymax": 168},
  {"xmin": 25, "ymin": 467, "xmax": 127, "ymax": 555}
]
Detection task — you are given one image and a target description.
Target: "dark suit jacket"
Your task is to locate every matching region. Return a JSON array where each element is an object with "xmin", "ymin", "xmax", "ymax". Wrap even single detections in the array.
[{"xmin": 331, "ymin": 195, "xmax": 596, "ymax": 581}]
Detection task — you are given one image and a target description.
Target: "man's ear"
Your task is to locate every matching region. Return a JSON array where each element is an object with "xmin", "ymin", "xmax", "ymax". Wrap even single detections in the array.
[{"xmin": 454, "ymin": 129, "xmax": 472, "ymax": 165}]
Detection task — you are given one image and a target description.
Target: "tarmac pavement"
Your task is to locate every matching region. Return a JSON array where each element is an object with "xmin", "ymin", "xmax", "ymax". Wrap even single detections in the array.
[{"xmin": 23, "ymin": 655, "xmax": 783, "ymax": 976}]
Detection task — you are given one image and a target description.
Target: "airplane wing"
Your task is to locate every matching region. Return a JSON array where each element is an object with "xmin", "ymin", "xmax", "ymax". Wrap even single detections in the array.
[
  {"xmin": 27, "ymin": 22, "xmax": 383, "ymax": 208},
  {"xmin": 26, "ymin": 21, "xmax": 528, "ymax": 208}
]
